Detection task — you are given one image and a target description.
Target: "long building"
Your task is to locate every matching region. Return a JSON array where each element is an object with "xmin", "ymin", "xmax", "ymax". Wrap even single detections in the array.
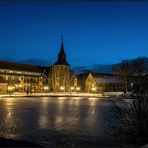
[{"xmin": 0, "ymin": 40, "xmax": 121, "ymax": 94}]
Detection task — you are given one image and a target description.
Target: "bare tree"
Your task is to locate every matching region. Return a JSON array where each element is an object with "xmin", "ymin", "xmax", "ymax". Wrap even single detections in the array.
[
  {"xmin": 109, "ymin": 57, "xmax": 148, "ymax": 146},
  {"xmin": 113, "ymin": 60, "xmax": 130, "ymax": 93},
  {"xmin": 111, "ymin": 95, "xmax": 148, "ymax": 146}
]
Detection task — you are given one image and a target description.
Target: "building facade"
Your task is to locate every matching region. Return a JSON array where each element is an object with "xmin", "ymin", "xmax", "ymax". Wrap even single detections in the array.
[
  {"xmin": 0, "ymin": 61, "xmax": 48, "ymax": 94},
  {"xmin": 77, "ymin": 72, "xmax": 122, "ymax": 93},
  {"xmin": 0, "ymin": 40, "xmax": 121, "ymax": 94}
]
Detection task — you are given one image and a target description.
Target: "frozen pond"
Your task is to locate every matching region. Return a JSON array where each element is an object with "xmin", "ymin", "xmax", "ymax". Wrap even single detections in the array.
[{"xmin": 0, "ymin": 97, "xmax": 116, "ymax": 147}]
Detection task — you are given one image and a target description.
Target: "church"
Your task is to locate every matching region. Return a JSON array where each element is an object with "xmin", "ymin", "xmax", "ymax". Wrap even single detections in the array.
[
  {"xmin": 0, "ymin": 39, "xmax": 121, "ymax": 94},
  {"xmin": 50, "ymin": 39, "xmax": 77, "ymax": 92}
]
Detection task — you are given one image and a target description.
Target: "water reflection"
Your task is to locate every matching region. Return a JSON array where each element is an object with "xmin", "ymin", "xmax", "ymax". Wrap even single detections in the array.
[
  {"xmin": 0, "ymin": 98, "xmax": 18, "ymax": 139},
  {"xmin": 0, "ymin": 97, "xmax": 113, "ymax": 145}
]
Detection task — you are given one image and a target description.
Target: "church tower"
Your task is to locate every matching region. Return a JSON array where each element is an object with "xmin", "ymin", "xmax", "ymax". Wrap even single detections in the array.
[{"xmin": 52, "ymin": 38, "xmax": 72, "ymax": 92}]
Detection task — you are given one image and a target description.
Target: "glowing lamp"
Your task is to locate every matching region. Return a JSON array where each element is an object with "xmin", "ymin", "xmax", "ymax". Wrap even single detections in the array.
[
  {"xmin": 70, "ymin": 87, "xmax": 74, "ymax": 90},
  {"xmin": 8, "ymin": 86, "xmax": 14, "ymax": 91},
  {"xmin": 60, "ymin": 86, "xmax": 65, "ymax": 90},
  {"xmin": 44, "ymin": 86, "xmax": 49, "ymax": 90},
  {"xmin": 76, "ymin": 87, "xmax": 80, "ymax": 91},
  {"xmin": 92, "ymin": 87, "xmax": 96, "ymax": 91}
]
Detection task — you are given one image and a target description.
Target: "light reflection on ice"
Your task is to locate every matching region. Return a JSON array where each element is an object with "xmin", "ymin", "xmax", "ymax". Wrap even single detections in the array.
[{"xmin": 0, "ymin": 96, "xmax": 113, "ymax": 146}]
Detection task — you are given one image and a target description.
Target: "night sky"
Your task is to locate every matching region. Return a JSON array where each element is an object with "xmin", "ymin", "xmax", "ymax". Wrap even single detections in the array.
[{"xmin": 0, "ymin": 1, "xmax": 148, "ymax": 69}]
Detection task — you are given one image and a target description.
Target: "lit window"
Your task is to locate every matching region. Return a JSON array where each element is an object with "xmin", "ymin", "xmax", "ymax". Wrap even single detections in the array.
[{"xmin": 6, "ymin": 76, "xmax": 8, "ymax": 80}]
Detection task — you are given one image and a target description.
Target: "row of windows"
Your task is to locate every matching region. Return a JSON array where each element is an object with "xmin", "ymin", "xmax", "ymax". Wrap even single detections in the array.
[
  {"xmin": 0, "ymin": 69, "xmax": 42, "ymax": 76},
  {"xmin": 2, "ymin": 75, "xmax": 46, "ymax": 82}
]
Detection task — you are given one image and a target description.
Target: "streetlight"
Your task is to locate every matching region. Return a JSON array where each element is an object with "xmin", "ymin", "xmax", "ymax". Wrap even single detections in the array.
[
  {"xmin": 8, "ymin": 86, "xmax": 14, "ymax": 95},
  {"xmin": 25, "ymin": 83, "xmax": 31, "ymax": 95},
  {"xmin": 92, "ymin": 87, "xmax": 97, "ymax": 94},
  {"xmin": 19, "ymin": 84, "xmax": 22, "ymax": 88},
  {"xmin": 70, "ymin": 86, "xmax": 74, "ymax": 91},
  {"xmin": 60, "ymin": 86, "xmax": 65, "ymax": 92},
  {"xmin": 44, "ymin": 86, "xmax": 49, "ymax": 93},
  {"xmin": 92, "ymin": 87, "xmax": 96, "ymax": 91},
  {"xmin": 76, "ymin": 87, "xmax": 80, "ymax": 93}
]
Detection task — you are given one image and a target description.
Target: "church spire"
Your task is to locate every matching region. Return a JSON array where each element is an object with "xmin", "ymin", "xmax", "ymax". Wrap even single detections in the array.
[
  {"xmin": 61, "ymin": 35, "xmax": 63, "ymax": 41},
  {"xmin": 59, "ymin": 36, "xmax": 65, "ymax": 56},
  {"xmin": 55, "ymin": 36, "xmax": 70, "ymax": 66}
]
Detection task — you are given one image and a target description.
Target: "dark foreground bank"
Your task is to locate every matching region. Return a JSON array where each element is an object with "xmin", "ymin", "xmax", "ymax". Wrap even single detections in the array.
[{"xmin": 0, "ymin": 138, "xmax": 40, "ymax": 147}]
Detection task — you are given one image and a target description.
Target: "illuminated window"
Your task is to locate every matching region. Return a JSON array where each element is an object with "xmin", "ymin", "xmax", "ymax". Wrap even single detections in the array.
[
  {"xmin": 6, "ymin": 76, "xmax": 8, "ymax": 80},
  {"xmin": 17, "ymin": 71, "xmax": 22, "ymax": 74},
  {"xmin": 9, "ymin": 70, "xmax": 13, "ymax": 73}
]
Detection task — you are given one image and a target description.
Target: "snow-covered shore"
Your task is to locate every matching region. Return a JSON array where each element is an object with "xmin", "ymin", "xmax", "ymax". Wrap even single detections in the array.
[
  {"xmin": 0, "ymin": 92, "xmax": 124, "ymax": 98},
  {"xmin": 0, "ymin": 92, "xmax": 105, "ymax": 98}
]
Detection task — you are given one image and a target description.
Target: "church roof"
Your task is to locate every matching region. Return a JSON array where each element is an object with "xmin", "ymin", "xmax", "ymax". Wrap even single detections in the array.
[{"xmin": 54, "ymin": 41, "xmax": 70, "ymax": 66}]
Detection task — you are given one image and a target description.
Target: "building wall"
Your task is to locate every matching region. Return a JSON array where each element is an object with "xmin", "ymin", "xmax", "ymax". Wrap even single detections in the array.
[
  {"xmin": 0, "ymin": 69, "xmax": 45, "ymax": 93},
  {"xmin": 84, "ymin": 73, "xmax": 122, "ymax": 93},
  {"xmin": 52, "ymin": 65, "xmax": 72, "ymax": 92},
  {"xmin": 0, "ymin": 83, "xmax": 7, "ymax": 93},
  {"xmin": 85, "ymin": 73, "xmax": 97, "ymax": 92}
]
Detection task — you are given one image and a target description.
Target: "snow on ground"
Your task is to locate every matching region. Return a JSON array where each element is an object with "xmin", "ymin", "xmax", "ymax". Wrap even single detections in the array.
[
  {"xmin": 0, "ymin": 92, "xmax": 123, "ymax": 98},
  {"xmin": 0, "ymin": 92, "xmax": 104, "ymax": 97}
]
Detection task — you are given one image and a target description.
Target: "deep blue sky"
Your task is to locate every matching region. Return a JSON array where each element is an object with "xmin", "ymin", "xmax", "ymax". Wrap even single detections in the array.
[{"xmin": 0, "ymin": 1, "xmax": 148, "ymax": 68}]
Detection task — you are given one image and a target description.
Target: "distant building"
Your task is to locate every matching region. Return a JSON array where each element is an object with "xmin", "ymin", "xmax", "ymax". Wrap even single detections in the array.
[
  {"xmin": 0, "ymin": 39, "xmax": 122, "ymax": 93},
  {"xmin": 77, "ymin": 72, "xmax": 122, "ymax": 93},
  {"xmin": 0, "ymin": 61, "xmax": 48, "ymax": 93}
]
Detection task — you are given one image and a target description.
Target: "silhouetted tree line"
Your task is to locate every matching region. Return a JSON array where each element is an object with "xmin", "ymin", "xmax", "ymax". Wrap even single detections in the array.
[
  {"xmin": 110, "ymin": 57, "xmax": 148, "ymax": 146},
  {"xmin": 113, "ymin": 57, "xmax": 148, "ymax": 94}
]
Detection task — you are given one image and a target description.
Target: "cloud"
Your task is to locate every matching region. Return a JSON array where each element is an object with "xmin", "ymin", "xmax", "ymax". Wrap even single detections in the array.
[
  {"xmin": 72, "ymin": 66, "xmax": 88, "ymax": 74},
  {"xmin": 91, "ymin": 64, "xmax": 112, "ymax": 73},
  {"xmin": 72, "ymin": 64, "xmax": 113, "ymax": 74},
  {"xmin": 18, "ymin": 58, "xmax": 51, "ymax": 66}
]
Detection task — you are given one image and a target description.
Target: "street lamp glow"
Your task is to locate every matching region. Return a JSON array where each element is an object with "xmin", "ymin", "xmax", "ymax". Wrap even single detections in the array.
[
  {"xmin": 19, "ymin": 84, "xmax": 22, "ymax": 88},
  {"xmin": 8, "ymin": 86, "xmax": 14, "ymax": 91},
  {"xmin": 76, "ymin": 87, "xmax": 80, "ymax": 91},
  {"xmin": 92, "ymin": 87, "xmax": 96, "ymax": 91},
  {"xmin": 25, "ymin": 83, "xmax": 30, "ymax": 86},
  {"xmin": 60, "ymin": 86, "xmax": 65, "ymax": 91},
  {"xmin": 15, "ymin": 84, "xmax": 18, "ymax": 88},
  {"xmin": 44, "ymin": 86, "xmax": 49, "ymax": 90},
  {"xmin": 70, "ymin": 86, "xmax": 74, "ymax": 90}
]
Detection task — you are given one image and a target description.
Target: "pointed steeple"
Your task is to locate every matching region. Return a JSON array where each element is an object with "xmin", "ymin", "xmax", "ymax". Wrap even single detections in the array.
[{"xmin": 55, "ymin": 36, "xmax": 70, "ymax": 66}]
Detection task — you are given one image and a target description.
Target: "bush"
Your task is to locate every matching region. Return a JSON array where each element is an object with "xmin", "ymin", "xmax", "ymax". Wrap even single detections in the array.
[{"xmin": 110, "ymin": 94, "xmax": 148, "ymax": 146}]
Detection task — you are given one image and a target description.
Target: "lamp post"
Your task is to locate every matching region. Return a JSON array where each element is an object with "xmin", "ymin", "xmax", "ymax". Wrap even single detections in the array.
[
  {"xmin": 44, "ymin": 86, "xmax": 49, "ymax": 93},
  {"xmin": 25, "ymin": 83, "xmax": 31, "ymax": 95},
  {"xmin": 60, "ymin": 86, "xmax": 65, "ymax": 93},
  {"xmin": 76, "ymin": 87, "xmax": 80, "ymax": 93},
  {"xmin": 70, "ymin": 86, "xmax": 74, "ymax": 92},
  {"xmin": 91, "ymin": 87, "xmax": 97, "ymax": 94},
  {"xmin": 8, "ymin": 85, "xmax": 14, "ymax": 96}
]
